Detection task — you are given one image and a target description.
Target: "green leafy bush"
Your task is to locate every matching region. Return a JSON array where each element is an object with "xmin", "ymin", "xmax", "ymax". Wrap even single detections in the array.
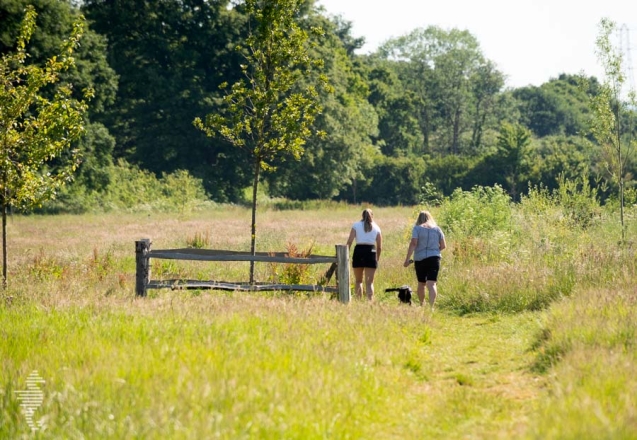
[
  {"xmin": 439, "ymin": 185, "xmax": 512, "ymax": 238},
  {"xmin": 554, "ymin": 173, "xmax": 601, "ymax": 228},
  {"xmin": 41, "ymin": 160, "xmax": 213, "ymax": 213}
]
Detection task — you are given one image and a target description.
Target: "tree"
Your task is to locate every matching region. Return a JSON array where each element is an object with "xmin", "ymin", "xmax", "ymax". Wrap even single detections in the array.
[
  {"xmin": 492, "ymin": 122, "xmax": 532, "ymax": 200},
  {"xmin": 365, "ymin": 58, "xmax": 422, "ymax": 157},
  {"xmin": 469, "ymin": 60, "xmax": 505, "ymax": 150},
  {"xmin": 513, "ymin": 74, "xmax": 595, "ymax": 138},
  {"xmin": 588, "ymin": 18, "xmax": 635, "ymax": 242},
  {"xmin": 0, "ymin": 6, "xmax": 91, "ymax": 286},
  {"xmin": 195, "ymin": 0, "xmax": 329, "ymax": 283},
  {"xmin": 378, "ymin": 26, "xmax": 503, "ymax": 155},
  {"xmin": 82, "ymin": 0, "xmax": 248, "ymax": 202},
  {"xmin": 530, "ymin": 135, "xmax": 597, "ymax": 192},
  {"xmin": 265, "ymin": 12, "xmax": 379, "ymax": 202},
  {"xmin": 1, "ymin": 0, "xmax": 118, "ymax": 197}
]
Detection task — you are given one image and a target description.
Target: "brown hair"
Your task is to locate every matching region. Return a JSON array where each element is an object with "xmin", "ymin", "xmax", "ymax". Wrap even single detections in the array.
[{"xmin": 362, "ymin": 209, "xmax": 373, "ymax": 232}]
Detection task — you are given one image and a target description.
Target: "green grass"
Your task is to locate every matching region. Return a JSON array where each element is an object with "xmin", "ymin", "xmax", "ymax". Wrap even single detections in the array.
[
  {"xmin": 528, "ymin": 288, "xmax": 637, "ymax": 439},
  {"xmin": 0, "ymin": 200, "xmax": 636, "ymax": 438},
  {"xmin": 0, "ymin": 296, "xmax": 542, "ymax": 438}
]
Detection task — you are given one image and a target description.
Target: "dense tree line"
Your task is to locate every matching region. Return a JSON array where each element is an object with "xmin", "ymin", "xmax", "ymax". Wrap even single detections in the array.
[{"xmin": 1, "ymin": 0, "xmax": 635, "ymax": 209}]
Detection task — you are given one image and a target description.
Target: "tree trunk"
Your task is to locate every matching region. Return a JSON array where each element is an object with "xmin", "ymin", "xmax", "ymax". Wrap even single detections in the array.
[
  {"xmin": 452, "ymin": 108, "xmax": 461, "ymax": 155},
  {"xmin": 249, "ymin": 159, "xmax": 261, "ymax": 284},
  {"xmin": 615, "ymin": 100, "xmax": 625, "ymax": 244},
  {"xmin": 2, "ymin": 201, "xmax": 7, "ymax": 289},
  {"xmin": 420, "ymin": 104, "xmax": 430, "ymax": 154},
  {"xmin": 471, "ymin": 99, "xmax": 485, "ymax": 149},
  {"xmin": 620, "ymin": 178, "xmax": 625, "ymax": 243},
  {"xmin": 352, "ymin": 178, "xmax": 357, "ymax": 204}
]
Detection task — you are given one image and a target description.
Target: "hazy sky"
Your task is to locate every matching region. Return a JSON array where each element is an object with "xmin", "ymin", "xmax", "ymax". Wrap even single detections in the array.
[{"xmin": 317, "ymin": 0, "xmax": 637, "ymax": 89}]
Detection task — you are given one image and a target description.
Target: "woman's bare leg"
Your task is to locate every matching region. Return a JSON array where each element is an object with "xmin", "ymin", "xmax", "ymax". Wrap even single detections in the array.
[
  {"xmin": 417, "ymin": 282, "xmax": 426, "ymax": 305},
  {"xmin": 426, "ymin": 280, "xmax": 438, "ymax": 309},
  {"xmin": 353, "ymin": 267, "xmax": 364, "ymax": 299},
  {"xmin": 364, "ymin": 268, "xmax": 376, "ymax": 300}
]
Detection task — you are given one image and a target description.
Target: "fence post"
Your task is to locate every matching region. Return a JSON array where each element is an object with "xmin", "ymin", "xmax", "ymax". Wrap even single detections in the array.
[
  {"xmin": 135, "ymin": 239, "xmax": 151, "ymax": 297},
  {"xmin": 335, "ymin": 244, "xmax": 350, "ymax": 304}
]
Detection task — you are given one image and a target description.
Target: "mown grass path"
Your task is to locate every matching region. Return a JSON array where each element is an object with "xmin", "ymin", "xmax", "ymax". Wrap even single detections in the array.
[{"xmin": 394, "ymin": 309, "xmax": 545, "ymax": 439}]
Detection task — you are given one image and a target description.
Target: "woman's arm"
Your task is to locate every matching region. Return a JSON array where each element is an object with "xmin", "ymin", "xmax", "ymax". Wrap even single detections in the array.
[
  {"xmin": 375, "ymin": 232, "xmax": 382, "ymax": 262},
  {"xmin": 439, "ymin": 235, "xmax": 447, "ymax": 251},
  {"xmin": 404, "ymin": 237, "xmax": 418, "ymax": 267},
  {"xmin": 346, "ymin": 228, "xmax": 356, "ymax": 248}
]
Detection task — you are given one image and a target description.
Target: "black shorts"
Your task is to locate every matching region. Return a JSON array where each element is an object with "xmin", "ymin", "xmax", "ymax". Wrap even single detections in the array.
[
  {"xmin": 352, "ymin": 244, "xmax": 378, "ymax": 269},
  {"xmin": 414, "ymin": 256, "xmax": 441, "ymax": 282}
]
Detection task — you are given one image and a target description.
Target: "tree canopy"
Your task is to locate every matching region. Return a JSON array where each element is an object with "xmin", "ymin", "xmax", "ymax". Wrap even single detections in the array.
[
  {"xmin": 0, "ymin": 5, "xmax": 92, "ymax": 284},
  {"xmin": 1, "ymin": 1, "xmax": 632, "ymax": 210}
]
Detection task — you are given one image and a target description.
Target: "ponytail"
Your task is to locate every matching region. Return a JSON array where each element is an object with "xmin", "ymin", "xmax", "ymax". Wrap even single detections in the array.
[{"xmin": 362, "ymin": 209, "xmax": 373, "ymax": 233}]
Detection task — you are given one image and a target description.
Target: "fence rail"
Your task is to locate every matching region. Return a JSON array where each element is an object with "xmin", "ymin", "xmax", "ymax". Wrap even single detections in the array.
[
  {"xmin": 148, "ymin": 248, "xmax": 338, "ymax": 264},
  {"xmin": 135, "ymin": 240, "xmax": 350, "ymax": 303}
]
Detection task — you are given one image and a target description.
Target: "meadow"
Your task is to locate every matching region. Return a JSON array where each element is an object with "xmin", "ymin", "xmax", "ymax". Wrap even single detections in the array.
[{"xmin": 1, "ymin": 188, "xmax": 636, "ymax": 439}]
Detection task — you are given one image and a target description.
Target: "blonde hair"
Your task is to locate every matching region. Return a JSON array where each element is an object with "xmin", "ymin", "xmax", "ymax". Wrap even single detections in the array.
[
  {"xmin": 362, "ymin": 209, "xmax": 373, "ymax": 232},
  {"xmin": 416, "ymin": 210, "xmax": 437, "ymax": 227}
]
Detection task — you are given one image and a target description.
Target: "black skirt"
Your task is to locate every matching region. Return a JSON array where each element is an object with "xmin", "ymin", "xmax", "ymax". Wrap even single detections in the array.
[{"xmin": 352, "ymin": 244, "xmax": 377, "ymax": 269}]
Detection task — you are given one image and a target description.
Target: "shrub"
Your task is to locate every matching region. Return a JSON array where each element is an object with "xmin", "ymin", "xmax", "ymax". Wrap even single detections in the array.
[
  {"xmin": 553, "ymin": 173, "xmax": 601, "ymax": 229},
  {"xmin": 439, "ymin": 185, "xmax": 513, "ymax": 238},
  {"xmin": 40, "ymin": 160, "xmax": 212, "ymax": 213},
  {"xmin": 419, "ymin": 181, "xmax": 444, "ymax": 207},
  {"xmin": 266, "ymin": 242, "xmax": 314, "ymax": 287}
]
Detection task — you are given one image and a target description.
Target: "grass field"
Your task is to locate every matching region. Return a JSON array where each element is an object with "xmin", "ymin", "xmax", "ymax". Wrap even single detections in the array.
[{"xmin": 1, "ymin": 203, "xmax": 635, "ymax": 438}]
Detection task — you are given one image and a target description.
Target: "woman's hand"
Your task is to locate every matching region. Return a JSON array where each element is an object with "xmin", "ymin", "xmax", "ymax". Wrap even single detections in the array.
[{"xmin": 405, "ymin": 238, "xmax": 417, "ymax": 267}]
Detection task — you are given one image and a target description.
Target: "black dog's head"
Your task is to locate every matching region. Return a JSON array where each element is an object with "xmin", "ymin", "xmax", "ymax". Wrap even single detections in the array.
[{"xmin": 385, "ymin": 285, "xmax": 412, "ymax": 305}]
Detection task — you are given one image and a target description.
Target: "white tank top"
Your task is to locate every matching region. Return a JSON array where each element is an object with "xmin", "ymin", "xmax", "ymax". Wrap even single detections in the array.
[{"xmin": 352, "ymin": 221, "xmax": 380, "ymax": 245}]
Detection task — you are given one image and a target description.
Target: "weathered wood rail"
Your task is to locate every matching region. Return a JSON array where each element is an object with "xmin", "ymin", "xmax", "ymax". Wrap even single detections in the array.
[{"xmin": 135, "ymin": 239, "xmax": 351, "ymax": 303}]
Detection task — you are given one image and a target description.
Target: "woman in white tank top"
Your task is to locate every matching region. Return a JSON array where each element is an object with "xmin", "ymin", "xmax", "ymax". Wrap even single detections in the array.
[{"xmin": 346, "ymin": 209, "xmax": 382, "ymax": 300}]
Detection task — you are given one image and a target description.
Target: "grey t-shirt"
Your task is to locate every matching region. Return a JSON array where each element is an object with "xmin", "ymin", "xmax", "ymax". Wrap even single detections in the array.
[{"xmin": 412, "ymin": 225, "xmax": 445, "ymax": 261}]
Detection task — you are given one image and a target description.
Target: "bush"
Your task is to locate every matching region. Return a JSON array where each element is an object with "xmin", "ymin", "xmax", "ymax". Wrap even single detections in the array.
[
  {"xmin": 439, "ymin": 185, "xmax": 512, "ymax": 238},
  {"xmin": 40, "ymin": 160, "xmax": 212, "ymax": 213},
  {"xmin": 553, "ymin": 173, "xmax": 601, "ymax": 228}
]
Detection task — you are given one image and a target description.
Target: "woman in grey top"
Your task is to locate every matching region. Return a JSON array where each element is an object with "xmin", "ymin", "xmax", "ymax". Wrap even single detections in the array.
[{"xmin": 403, "ymin": 211, "xmax": 446, "ymax": 309}]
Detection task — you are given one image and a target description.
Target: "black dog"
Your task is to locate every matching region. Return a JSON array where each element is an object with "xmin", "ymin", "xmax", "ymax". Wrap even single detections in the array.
[{"xmin": 385, "ymin": 285, "xmax": 412, "ymax": 305}]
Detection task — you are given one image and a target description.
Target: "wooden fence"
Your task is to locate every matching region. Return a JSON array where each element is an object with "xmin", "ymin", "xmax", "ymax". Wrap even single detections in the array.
[{"xmin": 135, "ymin": 239, "xmax": 351, "ymax": 303}]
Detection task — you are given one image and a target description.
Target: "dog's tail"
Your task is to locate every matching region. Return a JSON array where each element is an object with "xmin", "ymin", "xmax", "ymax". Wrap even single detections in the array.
[{"xmin": 385, "ymin": 285, "xmax": 411, "ymax": 293}]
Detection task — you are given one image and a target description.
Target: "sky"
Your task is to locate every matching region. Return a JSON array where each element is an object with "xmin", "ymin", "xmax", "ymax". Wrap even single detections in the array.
[{"xmin": 316, "ymin": 0, "xmax": 637, "ymax": 90}]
